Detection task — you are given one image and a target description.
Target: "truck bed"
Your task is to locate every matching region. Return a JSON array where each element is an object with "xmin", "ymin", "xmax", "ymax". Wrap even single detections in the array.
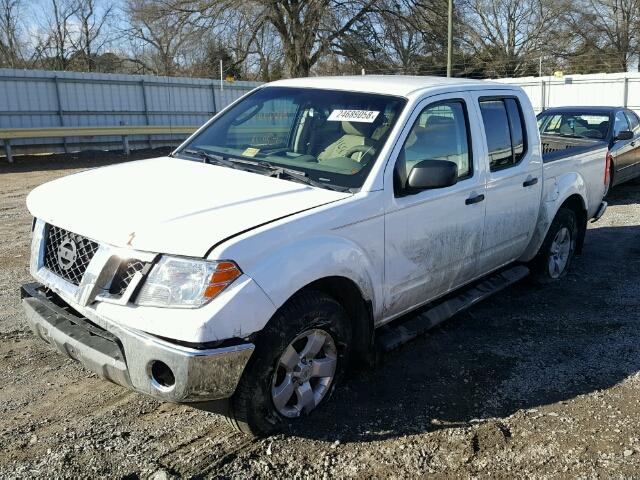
[{"xmin": 541, "ymin": 134, "xmax": 607, "ymax": 163}]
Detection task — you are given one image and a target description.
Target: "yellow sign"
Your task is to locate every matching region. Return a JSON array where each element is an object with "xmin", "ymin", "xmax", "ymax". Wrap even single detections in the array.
[{"xmin": 242, "ymin": 147, "xmax": 260, "ymax": 157}]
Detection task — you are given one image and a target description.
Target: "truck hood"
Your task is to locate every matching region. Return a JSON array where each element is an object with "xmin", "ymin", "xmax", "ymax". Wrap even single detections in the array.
[{"xmin": 26, "ymin": 156, "xmax": 351, "ymax": 257}]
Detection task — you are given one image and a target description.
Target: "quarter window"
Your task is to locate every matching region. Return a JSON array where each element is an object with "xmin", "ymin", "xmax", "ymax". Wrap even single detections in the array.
[
  {"xmin": 396, "ymin": 100, "xmax": 472, "ymax": 185},
  {"xmin": 479, "ymin": 97, "xmax": 527, "ymax": 171}
]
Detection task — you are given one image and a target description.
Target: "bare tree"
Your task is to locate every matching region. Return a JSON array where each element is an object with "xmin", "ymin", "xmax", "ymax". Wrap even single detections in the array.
[
  {"xmin": 0, "ymin": 0, "xmax": 23, "ymax": 67},
  {"xmin": 32, "ymin": 0, "xmax": 79, "ymax": 70},
  {"xmin": 265, "ymin": 0, "xmax": 381, "ymax": 76},
  {"xmin": 250, "ymin": 23, "xmax": 284, "ymax": 80},
  {"xmin": 460, "ymin": 0, "xmax": 566, "ymax": 77},
  {"xmin": 563, "ymin": 0, "xmax": 640, "ymax": 72},
  {"xmin": 124, "ymin": 0, "xmax": 202, "ymax": 75},
  {"xmin": 163, "ymin": 0, "xmax": 380, "ymax": 76},
  {"xmin": 70, "ymin": 0, "xmax": 114, "ymax": 71}
]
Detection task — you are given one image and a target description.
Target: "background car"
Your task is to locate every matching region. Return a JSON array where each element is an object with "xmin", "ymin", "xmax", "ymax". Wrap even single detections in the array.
[{"xmin": 537, "ymin": 106, "xmax": 640, "ymax": 193}]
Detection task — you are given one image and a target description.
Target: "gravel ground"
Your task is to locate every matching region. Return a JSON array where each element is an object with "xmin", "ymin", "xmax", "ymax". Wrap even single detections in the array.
[{"xmin": 1, "ymin": 151, "xmax": 640, "ymax": 479}]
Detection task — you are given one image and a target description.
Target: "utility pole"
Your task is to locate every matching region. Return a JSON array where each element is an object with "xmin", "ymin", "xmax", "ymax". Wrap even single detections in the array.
[
  {"xmin": 539, "ymin": 56, "xmax": 543, "ymax": 77},
  {"xmin": 447, "ymin": 0, "xmax": 453, "ymax": 77},
  {"xmin": 220, "ymin": 59, "xmax": 224, "ymax": 91}
]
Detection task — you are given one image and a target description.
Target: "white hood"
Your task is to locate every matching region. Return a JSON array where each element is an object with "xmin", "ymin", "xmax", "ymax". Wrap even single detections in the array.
[{"xmin": 26, "ymin": 157, "xmax": 350, "ymax": 257}]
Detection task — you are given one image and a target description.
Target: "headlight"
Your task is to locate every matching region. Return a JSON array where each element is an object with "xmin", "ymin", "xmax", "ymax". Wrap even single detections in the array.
[{"xmin": 136, "ymin": 256, "xmax": 242, "ymax": 308}]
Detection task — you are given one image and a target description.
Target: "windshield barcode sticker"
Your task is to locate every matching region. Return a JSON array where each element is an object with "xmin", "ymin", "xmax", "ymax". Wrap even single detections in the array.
[{"xmin": 327, "ymin": 109, "xmax": 380, "ymax": 123}]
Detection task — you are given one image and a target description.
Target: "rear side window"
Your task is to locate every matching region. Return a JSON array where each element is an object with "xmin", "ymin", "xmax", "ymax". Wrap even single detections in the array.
[
  {"xmin": 505, "ymin": 99, "xmax": 525, "ymax": 161},
  {"xmin": 479, "ymin": 97, "xmax": 527, "ymax": 171}
]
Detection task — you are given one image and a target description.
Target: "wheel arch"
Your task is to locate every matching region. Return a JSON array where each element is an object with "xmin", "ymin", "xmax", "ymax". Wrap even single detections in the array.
[
  {"xmin": 557, "ymin": 193, "xmax": 588, "ymax": 254},
  {"xmin": 301, "ymin": 276, "xmax": 375, "ymax": 363},
  {"xmin": 519, "ymin": 189, "xmax": 588, "ymax": 262}
]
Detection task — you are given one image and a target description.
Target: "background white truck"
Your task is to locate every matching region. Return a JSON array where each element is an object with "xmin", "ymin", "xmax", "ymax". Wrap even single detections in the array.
[{"xmin": 22, "ymin": 76, "xmax": 607, "ymax": 435}]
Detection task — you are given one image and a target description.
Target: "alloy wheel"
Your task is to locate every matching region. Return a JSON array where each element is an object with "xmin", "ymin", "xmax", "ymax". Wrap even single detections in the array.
[{"xmin": 271, "ymin": 329, "xmax": 337, "ymax": 418}]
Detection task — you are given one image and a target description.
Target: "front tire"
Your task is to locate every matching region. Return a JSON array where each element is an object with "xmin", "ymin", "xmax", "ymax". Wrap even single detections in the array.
[
  {"xmin": 226, "ymin": 290, "xmax": 351, "ymax": 436},
  {"xmin": 529, "ymin": 208, "xmax": 578, "ymax": 283}
]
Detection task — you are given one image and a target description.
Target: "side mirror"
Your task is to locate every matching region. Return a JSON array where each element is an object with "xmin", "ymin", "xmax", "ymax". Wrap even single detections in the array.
[
  {"xmin": 406, "ymin": 159, "xmax": 458, "ymax": 192},
  {"xmin": 615, "ymin": 130, "xmax": 633, "ymax": 141}
]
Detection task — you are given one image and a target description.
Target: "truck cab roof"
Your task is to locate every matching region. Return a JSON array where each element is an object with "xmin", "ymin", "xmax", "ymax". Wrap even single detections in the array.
[{"xmin": 266, "ymin": 75, "xmax": 507, "ymax": 98}]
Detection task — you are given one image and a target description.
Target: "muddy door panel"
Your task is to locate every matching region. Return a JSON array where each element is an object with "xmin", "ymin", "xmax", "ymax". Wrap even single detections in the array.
[{"xmin": 383, "ymin": 94, "xmax": 486, "ymax": 319}]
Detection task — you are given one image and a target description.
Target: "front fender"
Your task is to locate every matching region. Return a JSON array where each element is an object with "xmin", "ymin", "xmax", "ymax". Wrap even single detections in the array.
[
  {"xmin": 519, "ymin": 172, "xmax": 587, "ymax": 262},
  {"xmin": 245, "ymin": 235, "xmax": 379, "ymax": 318}
]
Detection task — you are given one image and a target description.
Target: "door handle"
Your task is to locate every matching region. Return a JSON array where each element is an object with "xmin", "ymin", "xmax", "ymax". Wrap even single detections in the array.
[
  {"xmin": 465, "ymin": 194, "xmax": 485, "ymax": 205},
  {"xmin": 523, "ymin": 177, "xmax": 539, "ymax": 187},
  {"xmin": 631, "ymin": 141, "xmax": 636, "ymax": 147}
]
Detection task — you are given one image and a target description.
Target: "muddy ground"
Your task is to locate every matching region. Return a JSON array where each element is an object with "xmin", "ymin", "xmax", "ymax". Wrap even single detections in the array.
[{"xmin": 1, "ymin": 150, "xmax": 640, "ymax": 479}]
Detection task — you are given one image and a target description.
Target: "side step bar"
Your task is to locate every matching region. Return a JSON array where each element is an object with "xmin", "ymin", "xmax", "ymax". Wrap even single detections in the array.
[{"xmin": 375, "ymin": 265, "xmax": 530, "ymax": 353}]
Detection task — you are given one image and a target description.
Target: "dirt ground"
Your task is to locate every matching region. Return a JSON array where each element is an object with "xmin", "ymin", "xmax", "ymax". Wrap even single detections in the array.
[{"xmin": 1, "ymin": 150, "xmax": 640, "ymax": 479}]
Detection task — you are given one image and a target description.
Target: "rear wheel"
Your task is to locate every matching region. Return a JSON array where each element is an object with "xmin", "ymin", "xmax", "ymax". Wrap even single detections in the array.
[
  {"xmin": 225, "ymin": 290, "xmax": 351, "ymax": 436},
  {"xmin": 529, "ymin": 208, "xmax": 578, "ymax": 283}
]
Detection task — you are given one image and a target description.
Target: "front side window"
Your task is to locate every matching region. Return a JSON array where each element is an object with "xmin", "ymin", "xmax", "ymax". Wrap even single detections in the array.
[
  {"xmin": 614, "ymin": 111, "xmax": 630, "ymax": 136},
  {"xmin": 479, "ymin": 97, "xmax": 528, "ymax": 171},
  {"xmin": 177, "ymin": 87, "xmax": 406, "ymax": 190},
  {"xmin": 625, "ymin": 110, "xmax": 640, "ymax": 131},
  {"xmin": 395, "ymin": 100, "xmax": 471, "ymax": 187}
]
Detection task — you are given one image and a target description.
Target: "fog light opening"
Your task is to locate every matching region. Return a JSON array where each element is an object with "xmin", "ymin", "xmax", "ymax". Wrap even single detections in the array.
[{"xmin": 150, "ymin": 360, "xmax": 175, "ymax": 390}]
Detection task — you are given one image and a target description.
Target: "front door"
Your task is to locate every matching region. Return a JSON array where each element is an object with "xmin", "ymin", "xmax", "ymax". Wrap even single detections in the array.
[
  {"xmin": 383, "ymin": 93, "xmax": 487, "ymax": 320},
  {"xmin": 613, "ymin": 109, "xmax": 640, "ymax": 182}
]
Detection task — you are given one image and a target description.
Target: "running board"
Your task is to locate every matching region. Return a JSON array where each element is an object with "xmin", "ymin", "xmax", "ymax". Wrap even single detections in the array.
[{"xmin": 375, "ymin": 265, "xmax": 530, "ymax": 353}]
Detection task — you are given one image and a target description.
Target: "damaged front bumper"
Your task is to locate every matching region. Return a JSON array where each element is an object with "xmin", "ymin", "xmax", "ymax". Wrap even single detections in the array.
[{"xmin": 20, "ymin": 282, "xmax": 254, "ymax": 403}]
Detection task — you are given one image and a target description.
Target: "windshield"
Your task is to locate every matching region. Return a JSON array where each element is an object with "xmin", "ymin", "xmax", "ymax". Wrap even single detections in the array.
[
  {"xmin": 537, "ymin": 112, "xmax": 611, "ymax": 140},
  {"xmin": 176, "ymin": 86, "xmax": 406, "ymax": 190}
]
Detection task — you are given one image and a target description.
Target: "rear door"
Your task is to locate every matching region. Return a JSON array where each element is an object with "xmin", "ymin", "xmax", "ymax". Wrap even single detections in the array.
[
  {"xmin": 383, "ymin": 92, "xmax": 487, "ymax": 320},
  {"xmin": 473, "ymin": 92, "xmax": 543, "ymax": 274}
]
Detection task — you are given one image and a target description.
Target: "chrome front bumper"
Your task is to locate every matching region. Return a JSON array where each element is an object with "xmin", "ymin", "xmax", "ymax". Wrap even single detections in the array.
[{"xmin": 21, "ymin": 283, "xmax": 254, "ymax": 403}]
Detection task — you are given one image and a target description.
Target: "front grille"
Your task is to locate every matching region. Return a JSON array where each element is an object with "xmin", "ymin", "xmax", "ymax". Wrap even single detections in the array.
[
  {"xmin": 43, "ymin": 225, "xmax": 100, "ymax": 286},
  {"xmin": 109, "ymin": 259, "xmax": 147, "ymax": 296}
]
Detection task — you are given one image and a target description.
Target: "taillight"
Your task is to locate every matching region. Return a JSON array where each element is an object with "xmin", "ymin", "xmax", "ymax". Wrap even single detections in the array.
[{"xmin": 604, "ymin": 151, "xmax": 612, "ymax": 187}]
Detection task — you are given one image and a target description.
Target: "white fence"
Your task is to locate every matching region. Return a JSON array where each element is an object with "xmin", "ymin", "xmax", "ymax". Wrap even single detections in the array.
[{"xmin": 496, "ymin": 72, "xmax": 640, "ymax": 115}]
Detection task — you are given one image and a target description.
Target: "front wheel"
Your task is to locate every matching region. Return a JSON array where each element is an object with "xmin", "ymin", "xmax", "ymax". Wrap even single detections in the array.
[
  {"xmin": 529, "ymin": 208, "xmax": 578, "ymax": 283},
  {"xmin": 225, "ymin": 290, "xmax": 351, "ymax": 436}
]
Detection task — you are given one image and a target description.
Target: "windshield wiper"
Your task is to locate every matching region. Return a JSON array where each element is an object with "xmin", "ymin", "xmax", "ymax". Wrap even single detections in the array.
[
  {"xmin": 270, "ymin": 167, "xmax": 332, "ymax": 189},
  {"xmin": 182, "ymin": 148, "xmax": 248, "ymax": 171},
  {"xmin": 255, "ymin": 162, "xmax": 352, "ymax": 192},
  {"xmin": 182, "ymin": 148, "xmax": 352, "ymax": 193}
]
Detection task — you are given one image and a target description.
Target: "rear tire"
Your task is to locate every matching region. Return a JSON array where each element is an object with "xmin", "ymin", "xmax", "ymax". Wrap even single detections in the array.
[
  {"xmin": 529, "ymin": 208, "xmax": 578, "ymax": 283},
  {"xmin": 225, "ymin": 290, "xmax": 352, "ymax": 436}
]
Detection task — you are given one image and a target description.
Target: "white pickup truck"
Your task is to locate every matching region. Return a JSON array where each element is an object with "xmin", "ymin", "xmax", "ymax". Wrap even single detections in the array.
[{"xmin": 22, "ymin": 76, "xmax": 608, "ymax": 435}]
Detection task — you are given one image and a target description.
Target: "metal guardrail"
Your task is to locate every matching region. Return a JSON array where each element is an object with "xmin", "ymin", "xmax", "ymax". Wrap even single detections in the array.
[{"xmin": 0, "ymin": 125, "xmax": 198, "ymax": 163}]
